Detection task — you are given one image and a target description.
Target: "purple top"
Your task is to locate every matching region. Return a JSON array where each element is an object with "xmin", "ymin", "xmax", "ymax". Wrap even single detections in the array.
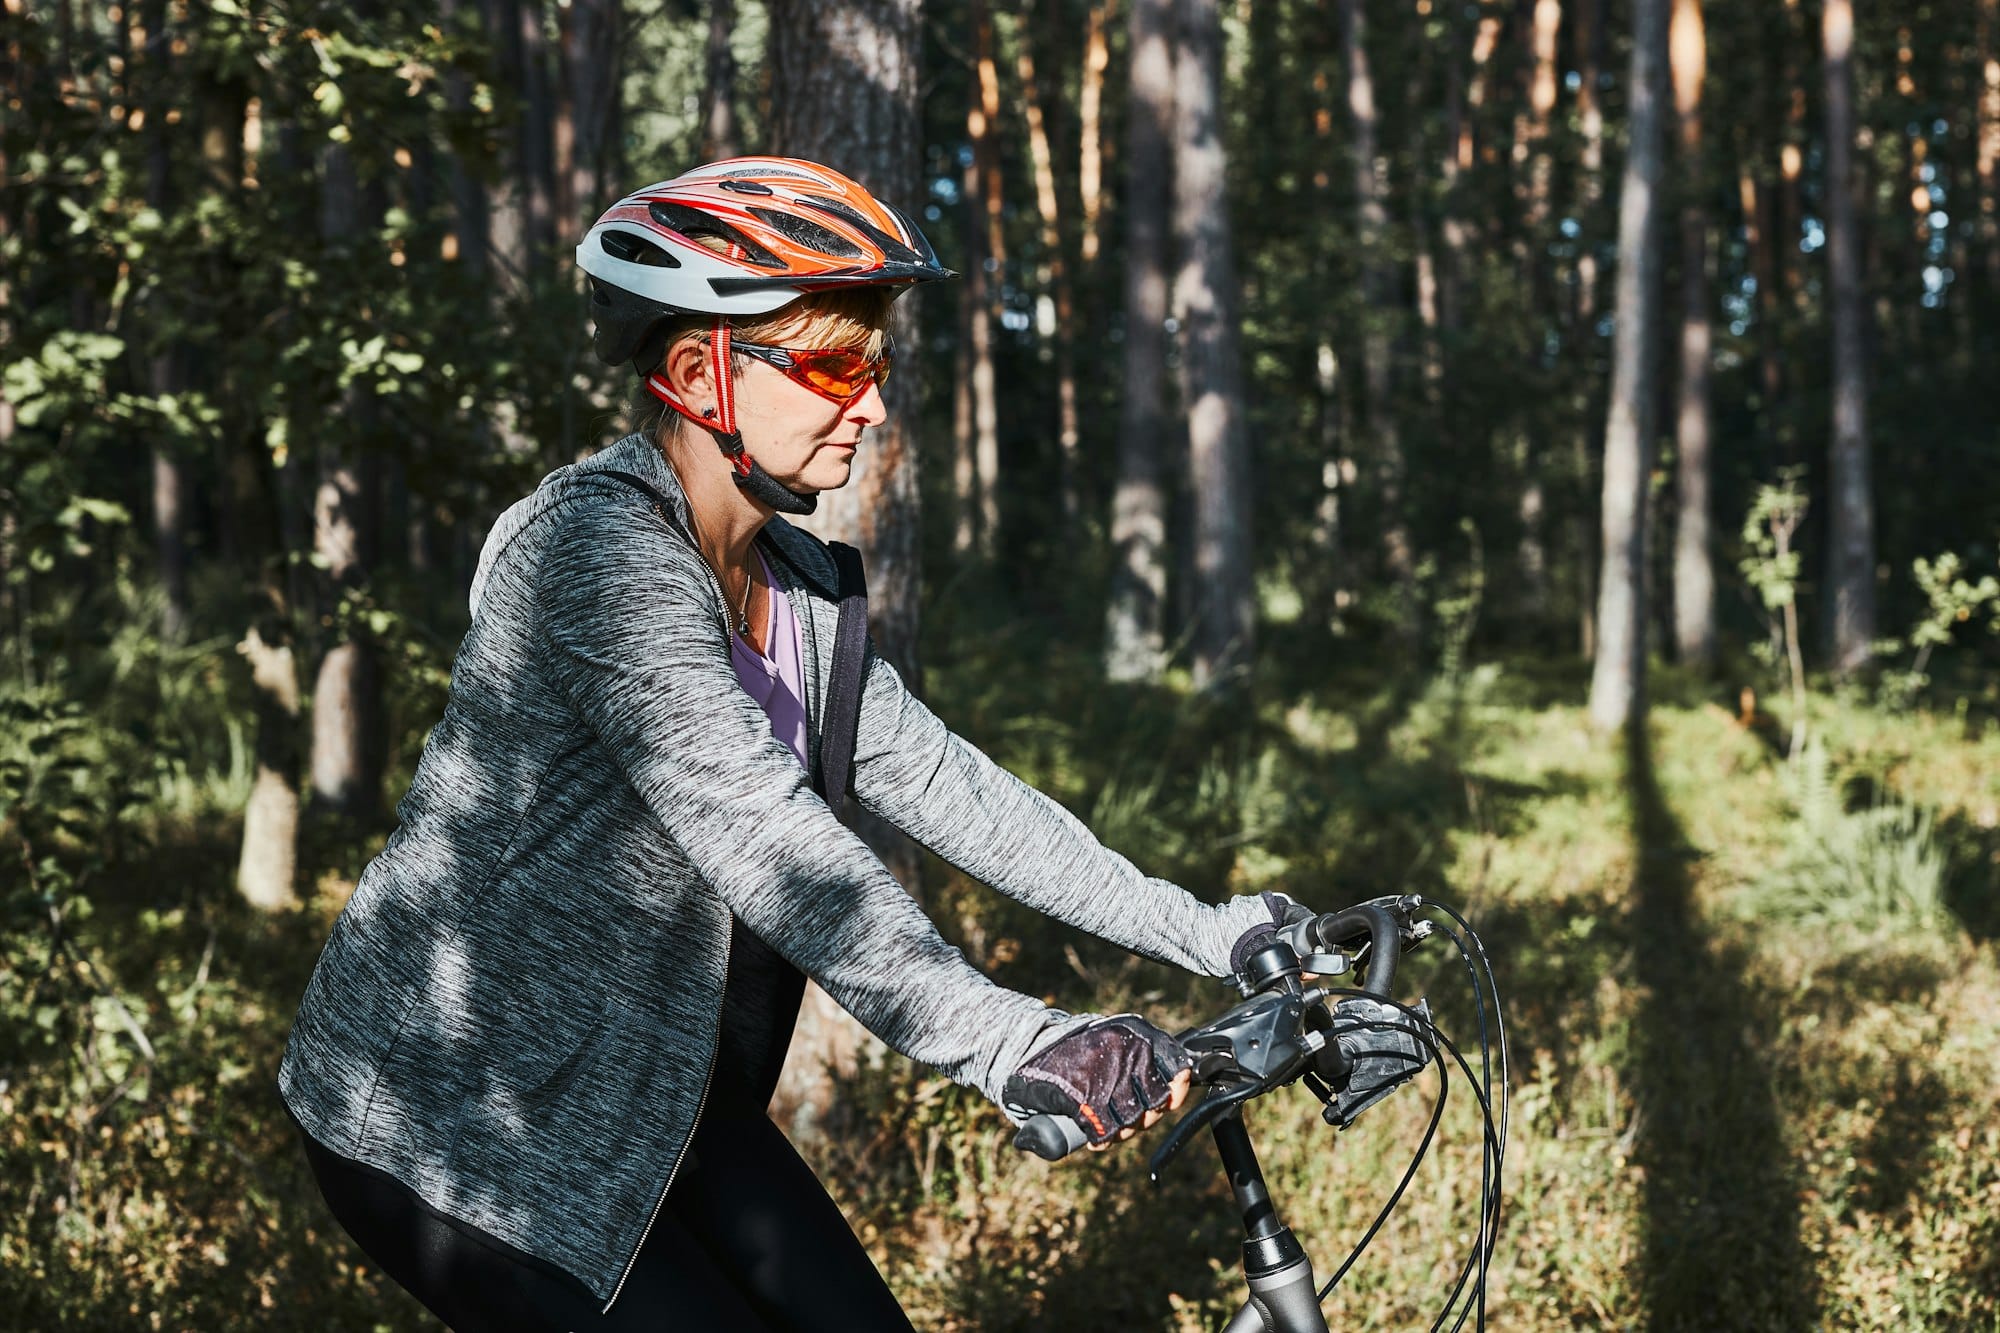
[{"xmin": 729, "ymin": 547, "xmax": 810, "ymax": 770}]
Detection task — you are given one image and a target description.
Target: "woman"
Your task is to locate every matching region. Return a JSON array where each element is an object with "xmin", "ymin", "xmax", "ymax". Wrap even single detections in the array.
[{"xmin": 279, "ymin": 157, "xmax": 1303, "ymax": 1331}]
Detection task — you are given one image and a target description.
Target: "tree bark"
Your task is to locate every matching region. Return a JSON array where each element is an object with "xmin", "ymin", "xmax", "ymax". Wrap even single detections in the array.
[
  {"xmin": 955, "ymin": 11, "xmax": 1000, "ymax": 561},
  {"xmin": 1104, "ymin": 0, "xmax": 1173, "ymax": 681},
  {"xmin": 485, "ymin": 0, "xmax": 527, "ymax": 279},
  {"xmin": 1172, "ymin": 0, "xmax": 1252, "ymax": 689},
  {"xmin": 1337, "ymin": 0, "xmax": 1417, "ymax": 642},
  {"xmin": 518, "ymin": 0, "xmax": 558, "ymax": 258},
  {"xmin": 1017, "ymin": 6, "xmax": 1083, "ymax": 529},
  {"xmin": 1671, "ymin": 0, "xmax": 1714, "ymax": 672},
  {"xmin": 1823, "ymin": 0, "xmax": 1874, "ymax": 674},
  {"xmin": 1588, "ymin": 0, "xmax": 1668, "ymax": 734},
  {"xmin": 765, "ymin": 0, "xmax": 925, "ymax": 668},
  {"xmin": 1980, "ymin": 0, "xmax": 2000, "ymax": 292},
  {"xmin": 309, "ymin": 144, "xmax": 386, "ymax": 814},
  {"xmin": 142, "ymin": 0, "xmax": 189, "ymax": 642},
  {"xmin": 1572, "ymin": 0, "xmax": 1606, "ymax": 660},
  {"xmin": 702, "ymin": 0, "xmax": 740, "ymax": 159},
  {"xmin": 440, "ymin": 0, "xmax": 491, "ymax": 276},
  {"xmin": 970, "ymin": 2, "xmax": 1005, "ymax": 555},
  {"xmin": 1078, "ymin": 1, "xmax": 1113, "ymax": 266},
  {"xmin": 565, "ymin": 0, "xmax": 621, "ymax": 223},
  {"xmin": 237, "ymin": 626, "xmax": 302, "ymax": 911},
  {"xmin": 1438, "ymin": 0, "xmax": 1468, "ymax": 336}
]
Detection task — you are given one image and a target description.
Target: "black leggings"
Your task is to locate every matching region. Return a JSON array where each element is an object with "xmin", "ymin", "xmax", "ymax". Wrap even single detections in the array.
[{"xmin": 297, "ymin": 1105, "xmax": 917, "ymax": 1332}]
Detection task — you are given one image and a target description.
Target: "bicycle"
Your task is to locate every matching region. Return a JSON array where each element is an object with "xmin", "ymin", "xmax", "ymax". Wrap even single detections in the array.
[{"xmin": 1015, "ymin": 895, "xmax": 1509, "ymax": 1333}]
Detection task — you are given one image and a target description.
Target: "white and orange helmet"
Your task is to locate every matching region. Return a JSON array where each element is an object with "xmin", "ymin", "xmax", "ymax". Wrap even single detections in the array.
[{"xmin": 577, "ymin": 156, "xmax": 953, "ymax": 370}]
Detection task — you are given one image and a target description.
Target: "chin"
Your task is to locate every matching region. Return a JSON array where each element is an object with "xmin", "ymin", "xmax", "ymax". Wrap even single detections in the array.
[{"xmin": 802, "ymin": 459, "xmax": 856, "ymax": 492}]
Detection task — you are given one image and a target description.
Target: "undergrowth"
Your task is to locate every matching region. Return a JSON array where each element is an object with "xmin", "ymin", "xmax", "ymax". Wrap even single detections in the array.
[{"xmin": 3, "ymin": 645, "xmax": 1998, "ymax": 1329}]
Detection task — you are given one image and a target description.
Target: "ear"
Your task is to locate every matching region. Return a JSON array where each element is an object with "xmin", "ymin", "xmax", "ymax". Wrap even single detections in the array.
[{"xmin": 660, "ymin": 334, "xmax": 716, "ymax": 414}]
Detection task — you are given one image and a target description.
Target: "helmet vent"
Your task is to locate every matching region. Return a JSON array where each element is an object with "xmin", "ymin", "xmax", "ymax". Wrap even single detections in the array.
[
  {"xmin": 648, "ymin": 201, "xmax": 783, "ymax": 268},
  {"xmin": 718, "ymin": 179, "xmax": 775, "ymax": 195},
  {"xmin": 600, "ymin": 229, "xmax": 680, "ymax": 268},
  {"xmin": 793, "ymin": 196, "xmax": 920, "ymax": 265},
  {"xmin": 720, "ymin": 164, "xmax": 815, "ymax": 180},
  {"xmin": 747, "ymin": 208, "xmax": 866, "ymax": 260}
]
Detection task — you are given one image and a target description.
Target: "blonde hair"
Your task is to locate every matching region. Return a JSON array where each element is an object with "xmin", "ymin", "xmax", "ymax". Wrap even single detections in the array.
[{"xmin": 647, "ymin": 232, "xmax": 894, "ymax": 445}]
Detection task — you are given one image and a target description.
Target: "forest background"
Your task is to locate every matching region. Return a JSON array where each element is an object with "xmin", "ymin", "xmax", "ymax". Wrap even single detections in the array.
[{"xmin": 4, "ymin": 0, "xmax": 2000, "ymax": 1328}]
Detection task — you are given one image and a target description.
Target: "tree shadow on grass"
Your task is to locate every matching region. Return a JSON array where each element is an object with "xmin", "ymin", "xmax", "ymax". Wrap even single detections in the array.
[
  {"xmin": 1938, "ymin": 808, "xmax": 2000, "ymax": 944},
  {"xmin": 1623, "ymin": 724, "xmax": 1820, "ymax": 1332}
]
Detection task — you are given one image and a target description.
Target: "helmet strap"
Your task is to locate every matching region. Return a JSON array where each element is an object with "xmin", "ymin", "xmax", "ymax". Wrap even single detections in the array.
[{"xmin": 642, "ymin": 316, "xmax": 818, "ymax": 515}]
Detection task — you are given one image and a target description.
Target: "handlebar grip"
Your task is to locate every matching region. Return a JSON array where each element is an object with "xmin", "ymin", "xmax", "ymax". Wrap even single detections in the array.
[
  {"xmin": 1014, "ymin": 1114, "xmax": 1090, "ymax": 1161},
  {"xmin": 1300, "ymin": 903, "xmax": 1403, "ymax": 995}
]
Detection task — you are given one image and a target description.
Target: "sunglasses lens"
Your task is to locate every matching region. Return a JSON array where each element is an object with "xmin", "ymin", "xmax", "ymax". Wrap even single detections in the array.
[{"xmin": 795, "ymin": 347, "xmax": 891, "ymax": 399}]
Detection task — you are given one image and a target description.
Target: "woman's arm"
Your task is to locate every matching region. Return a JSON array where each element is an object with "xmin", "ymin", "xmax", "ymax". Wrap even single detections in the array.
[
  {"xmin": 848, "ymin": 646, "xmax": 1276, "ymax": 977},
  {"xmin": 535, "ymin": 483, "xmax": 1085, "ymax": 1104}
]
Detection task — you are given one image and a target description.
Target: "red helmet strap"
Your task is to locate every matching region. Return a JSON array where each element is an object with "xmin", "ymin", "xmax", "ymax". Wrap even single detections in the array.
[{"xmin": 642, "ymin": 315, "xmax": 753, "ymax": 477}]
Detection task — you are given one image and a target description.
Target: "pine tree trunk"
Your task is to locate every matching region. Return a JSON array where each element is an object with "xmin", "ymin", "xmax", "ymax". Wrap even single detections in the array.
[
  {"xmin": 1078, "ymin": 1, "xmax": 1113, "ymax": 265},
  {"xmin": 1823, "ymin": 0, "xmax": 1875, "ymax": 674},
  {"xmin": 309, "ymin": 144, "xmax": 385, "ymax": 815},
  {"xmin": 957, "ymin": 22, "xmax": 999, "ymax": 561},
  {"xmin": 237, "ymin": 625, "xmax": 302, "ymax": 911},
  {"xmin": 702, "ymin": 0, "xmax": 740, "ymax": 159},
  {"xmin": 1337, "ymin": 0, "xmax": 1417, "ymax": 641},
  {"xmin": 1588, "ymin": 0, "xmax": 1668, "ymax": 735},
  {"xmin": 1017, "ymin": 9, "xmax": 1083, "ymax": 528},
  {"xmin": 1438, "ymin": 0, "xmax": 1467, "ymax": 336},
  {"xmin": 1172, "ymin": 0, "xmax": 1252, "ymax": 689},
  {"xmin": 518, "ymin": 0, "xmax": 558, "ymax": 259},
  {"xmin": 565, "ymin": 0, "xmax": 620, "ymax": 222},
  {"xmin": 485, "ymin": 0, "xmax": 527, "ymax": 279},
  {"xmin": 970, "ymin": 2, "xmax": 1004, "ymax": 556},
  {"xmin": 142, "ymin": 0, "xmax": 189, "ymax": 641},
  {"xmin": 765, "ymin": 0, "xmax": 925, "ymax": 663},
  {"xmin": 1104, "ymin": 0, "xmax": 1173, "ymax": 682},
  {"xmin": 1572, "ymin": 0, "xmax": 1606, "ymax": 661},
  {"xmin": 441, "ymin": 0, "xmax": 491, "ymax": 276},
  {"xmin": 1670, "ymin": 0, "xmax": 1715, "ymax": 672},
  {"xmin": 1979, "ymin": 0, "xmax": 2000, "ymax": 292}
]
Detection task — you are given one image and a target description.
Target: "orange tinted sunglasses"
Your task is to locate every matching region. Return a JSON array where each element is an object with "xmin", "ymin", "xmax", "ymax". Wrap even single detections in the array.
[{"xmin": 732, "ymin": 337, "xmax": 894, "ymax": 404}]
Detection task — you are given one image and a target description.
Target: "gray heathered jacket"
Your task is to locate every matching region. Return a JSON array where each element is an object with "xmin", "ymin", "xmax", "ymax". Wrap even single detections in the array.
[{"xmin": 278, "ymin": 433, "xmax": 1272, "ymax": 1308}]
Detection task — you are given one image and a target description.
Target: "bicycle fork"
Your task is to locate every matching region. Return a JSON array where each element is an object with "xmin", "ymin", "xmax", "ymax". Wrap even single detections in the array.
[{"xmin": 1214, "ymin": 1111, "xmax": 1330, "ymax": 1333}]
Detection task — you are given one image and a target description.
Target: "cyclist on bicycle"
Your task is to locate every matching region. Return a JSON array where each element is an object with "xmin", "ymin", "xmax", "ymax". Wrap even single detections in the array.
[{"xmin": 279, "ymin": 156, "xmax": 1307, "ymax": 1331}]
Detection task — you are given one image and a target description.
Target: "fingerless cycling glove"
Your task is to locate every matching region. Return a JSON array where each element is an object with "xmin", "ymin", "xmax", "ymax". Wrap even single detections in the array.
[{"xmin": 1001, "ymin": 1014, "xmax": 1190, "ymax": 1145}]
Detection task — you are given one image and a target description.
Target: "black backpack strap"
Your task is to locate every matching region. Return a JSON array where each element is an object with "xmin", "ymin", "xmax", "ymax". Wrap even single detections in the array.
[{"xmin": 817, "ymin": 541, "xmax": 869, "ymax": 807}]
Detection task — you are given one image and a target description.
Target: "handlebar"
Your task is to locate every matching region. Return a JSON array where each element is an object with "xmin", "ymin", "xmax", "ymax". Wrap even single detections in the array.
[
  {"xmin": 1013, "ymin": 895, "xmax": 1434, "ymax": 1162},
  {"xmin": 1006, "ymin": 893, "xmax": 1508, "ymax": 1333}
]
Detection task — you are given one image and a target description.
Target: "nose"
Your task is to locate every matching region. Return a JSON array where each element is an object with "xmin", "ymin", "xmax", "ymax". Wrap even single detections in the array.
[{"xmin": 848, "ymin": 378, "xmax": 889, "ymax": 428}]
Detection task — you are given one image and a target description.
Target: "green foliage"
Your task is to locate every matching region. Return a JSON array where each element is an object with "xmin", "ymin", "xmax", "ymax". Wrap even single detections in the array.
[
  {"xmin": 1741, "ymin": 739, "xmax": 1952, "ymax": 934},
  {"xmin": 1877, "ymin": 548, "xmax": 2000, "ymax": 710},
  {"xmin": 1739, "ymin": 471, "xmax": 1808, "ymax": 613}
]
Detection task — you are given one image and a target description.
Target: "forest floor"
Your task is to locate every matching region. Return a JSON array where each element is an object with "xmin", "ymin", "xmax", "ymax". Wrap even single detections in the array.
[{"xmin": 3, "ymin": 650, "xmax": 1998, "ymax": 1331}]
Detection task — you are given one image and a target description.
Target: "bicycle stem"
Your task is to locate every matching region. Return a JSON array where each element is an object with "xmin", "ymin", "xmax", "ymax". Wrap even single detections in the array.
[{"xmin": 1214, "ymin": 1109, "xmax": 1331, "ymax": 1333}]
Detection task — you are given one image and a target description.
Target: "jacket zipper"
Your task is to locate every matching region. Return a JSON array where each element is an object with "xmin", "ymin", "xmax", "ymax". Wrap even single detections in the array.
[{"xmin": 602, "ymin": 912, "xmax": 731, "ymax": 1313}]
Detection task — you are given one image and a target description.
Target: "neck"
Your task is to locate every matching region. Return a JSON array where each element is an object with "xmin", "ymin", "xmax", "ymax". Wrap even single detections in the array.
[{"xmin": 660, "ymin": 433, "xmax": 771, "ymax": 567}]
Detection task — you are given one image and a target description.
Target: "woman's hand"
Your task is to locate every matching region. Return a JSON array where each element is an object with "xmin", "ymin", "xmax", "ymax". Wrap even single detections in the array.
[
  {"xmin": 1002, "ymin": 1015, "xmax": 1191, "ymax": 1150},
  {"xmin": 1085, "ymin": 1067, "xmax": 1192, "ymax": 1151}
]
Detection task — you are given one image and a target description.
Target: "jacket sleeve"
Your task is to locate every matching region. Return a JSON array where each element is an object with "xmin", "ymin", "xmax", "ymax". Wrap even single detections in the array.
[
  {"xmin": 848, "ymin": 645, "xmax": 1274, "ymax": 978},
  {"xmin": 535, "ymin": 486, "xmax": 1084, "ymax": 1106}
]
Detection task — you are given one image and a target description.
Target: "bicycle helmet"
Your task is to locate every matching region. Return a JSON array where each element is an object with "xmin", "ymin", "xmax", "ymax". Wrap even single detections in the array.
[{"xmin": 577, "ymin": 157, "xmax": 953, "ymax": 514}]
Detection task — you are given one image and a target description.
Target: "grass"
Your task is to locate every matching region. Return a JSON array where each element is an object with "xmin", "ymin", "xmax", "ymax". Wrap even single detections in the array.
[{"xmin": 3, "ymin": 647, "xmax": 1998, "ymax": 1329}]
